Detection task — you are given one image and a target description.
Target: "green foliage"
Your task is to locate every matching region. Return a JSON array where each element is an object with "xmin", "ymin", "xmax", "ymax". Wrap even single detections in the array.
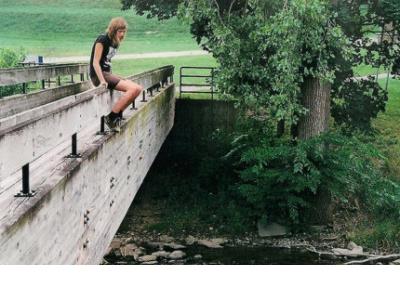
[
  {"xmin": 181, "ymin": 0, "xmax": 351, "ymax": 128},
  {"xmin": 332, "ymin": 78, "xmax": 388, "ymax": 131},
  {"xmin": 0, "ymin": 47, "xmax": 25, "ymax": 68},
  {"xmin": 0, "ymin": 48, "xmax": 25, "ymax": 98},
  {"xmin": 349, "ymin": 219, "xmax": 400, "ymax": 251},
  {"xmin": 225, "ymin": 122, "xmax": 400, "ymax": 226}
]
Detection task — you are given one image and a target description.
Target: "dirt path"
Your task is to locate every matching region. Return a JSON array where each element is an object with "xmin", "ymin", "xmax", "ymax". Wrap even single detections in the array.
[{"xmin": 44, "ymin": 50, "xmax": 209, "ymax": 64}]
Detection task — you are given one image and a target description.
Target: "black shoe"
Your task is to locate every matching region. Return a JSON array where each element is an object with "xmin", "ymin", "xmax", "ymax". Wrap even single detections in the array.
[{"xmin": 104, "ymin": 115, "xmax": 121, "ymax": 132}]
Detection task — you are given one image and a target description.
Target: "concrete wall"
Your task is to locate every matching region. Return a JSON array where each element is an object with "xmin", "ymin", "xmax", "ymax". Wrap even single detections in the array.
[
  {"xmin": 0, "ymin": 81, "xmax": 92, "ymax": 119},
  {"xmin": 0, "ymin": 63, "xmax": 88, "ymax": 86},
  {"xmin": 0, "ymin": 84, "xmax": 175, "ymax": 264}
]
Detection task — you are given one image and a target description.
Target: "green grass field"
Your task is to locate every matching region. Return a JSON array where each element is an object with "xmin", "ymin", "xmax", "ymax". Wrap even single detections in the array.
[
  {"xmin": 0, "ymin": 0, "xmax": 199, "ymax": 56},
  {"xmin": 373, "ymin": 79, "xmax": 400, "ymax": 180}
]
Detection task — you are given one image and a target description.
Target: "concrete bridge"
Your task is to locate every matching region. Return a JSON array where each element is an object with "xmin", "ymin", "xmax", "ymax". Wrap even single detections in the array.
[{"xmin": 0, "ymin": 64, "xmax": 175, "ymax": 264}]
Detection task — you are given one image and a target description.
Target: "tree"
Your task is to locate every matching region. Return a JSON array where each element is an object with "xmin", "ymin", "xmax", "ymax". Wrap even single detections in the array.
[{"xmin": 121, "ymin": 0, "xmax": 399, "ymax": 224}]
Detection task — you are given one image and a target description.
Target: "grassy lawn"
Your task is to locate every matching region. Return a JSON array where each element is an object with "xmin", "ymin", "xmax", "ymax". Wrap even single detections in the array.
[
  {"xmin": 373, "ymin": 79, "xmax": 400, "ymax": 180},
  {"xmin": 113, "ymin": 54, "xmax": 217, "ymax": 77},
  {"xmin": 0, "ymin": 0, "xmax": 199, "ymax": 56}
]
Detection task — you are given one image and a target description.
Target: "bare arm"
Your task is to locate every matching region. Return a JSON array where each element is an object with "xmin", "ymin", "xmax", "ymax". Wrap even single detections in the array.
[{"xmin": 93, "ymin": 43, "xmax": 107, "ymax": 88}]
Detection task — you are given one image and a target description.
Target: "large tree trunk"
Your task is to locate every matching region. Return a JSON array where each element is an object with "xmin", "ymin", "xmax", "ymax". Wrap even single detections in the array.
[
  {"xmin": 299, "ymin": 77, "xmax": 333, "ymax": 224},
  {"xmin": 298, "ymin": 77, "xmax": 331, "ymax": 140}
]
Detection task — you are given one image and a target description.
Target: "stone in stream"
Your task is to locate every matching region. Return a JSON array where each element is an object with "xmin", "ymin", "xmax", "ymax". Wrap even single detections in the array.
[
  {"xmin": 194, "ymin": 254, "xmax": 203, "ymax": 260},
  {"xmin": 390, "ymin": 259, "xmax": 400, "ymax": 265},
  {"xmin": 257, "ymin": 221, "xmax": 288, "ymax": 237},
  {"xmin": 151, "ymin": 251, "xmax": 171, "ymax": 259},
  {"xmin": 141, "ymin": 261, "xmax": 158, "ymax": 265},
  {"xmin": 332, "ymin": 241, "xmax": 365, "ymax": 258},
  {"xmin": 168, "ymin": 250, "xmax": 186, "ymax": 260},
  {"xmin": 109, "ymin": 238, "xmax": 122, "ymax": 249},
  {"xmin": 160, "ymin": 235, "xmax": 174, "ymax": 243},
  {"xmin": 125, "ymin": 243, "xmax": 138, "ymax": 250},
  {"xmin": 185, "ymin": 235, "xmax": 197, "ymax": 245},
  {"xmin": 138, "ymin": 255, "xmax": 158, "ymax": 262},
  {"xmin": 197, "ymin": 239, "xmax": 223, "ymax": 249},
  {"xmin": 164, "ymin": 243, "xmax": 186, "ymax": 250},
  {"xmin": 120, "ymin": 246, "xmax": 136, "ymax": 257}
]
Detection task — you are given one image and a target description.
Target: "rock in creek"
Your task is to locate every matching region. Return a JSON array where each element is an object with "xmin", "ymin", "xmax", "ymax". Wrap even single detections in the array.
[
  {"xmin": 138, "ymin": 255, "xmax": 158, "ymax": 262},
  {"xmin": 197, "ymin": 239, "xmax": 223, "ymax": 249},
  {"xmin": 168, "ymin": 250, "xmax": 186, "ymax": 260},
  {"xmin": 141, "ymin": 261, "xmax": 158, "ymax": 265},
  {"xmin": 164, "ymin": 243, "xmax": 186, "ymax": 250},
  {"xmin": 332, "ymin": 242, "xmax": 364, "ymax": 257},
  {"xmin": 185, "ymin": 235, "xmax": 197, "ymax": 245},
  {"xmin": 159, "ymin": 235, "xmax": 174, "ymax": 243},
  {"xmin": 390, "ymin": 259, "xmax": 400, "ymax": 265},
  {"xmin": 110, "ymin": 239, "xmax": 122, "ymax": 250},
  {"xmin": 151, "ymin": 251, "xmax": 171, "ymax": 259},
  {"xmin": 257, "ymin": 221, "xmax": 288, "ymax": 237}
]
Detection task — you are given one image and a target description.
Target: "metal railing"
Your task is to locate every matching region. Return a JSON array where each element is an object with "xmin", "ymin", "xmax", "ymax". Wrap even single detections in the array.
[
  {"xmin": 0, "ymin": 63, "xmax": 89, "ymax": 96},
  {"xmin": 1, "ymin": 66, "xmax": 175, "ymax": 198},
  {"xmin": 179, "ymin": 66, "xmax": 217, "ymax": 99}
]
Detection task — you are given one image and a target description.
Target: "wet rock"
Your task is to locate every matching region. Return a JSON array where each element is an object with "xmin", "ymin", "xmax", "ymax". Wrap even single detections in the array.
[
  {"xmin": 115, "ymin": 261, "xmax": 128, "ymax": 265},
  {"xmin": 185, "ymin": 235, "xmax": 197, "ymax": 245},
  {"xmin": 125, "ymin": 243, "xmax": 138, "ymax": 250},
  {"xmin": 138, "ymin": 255, "xmax": 158, "ymax": 262},
  {"xmin": 135, "ymin": 247, "xmax": 146, "ymax": 256},
  {"xmin": 160, "ymin": 235, "xmax": 174, "ymax": 243},
  {"xmin": 151, "ymin": 251, "xmax": 171, "ymax": 259},
  {"xmin": 141, "ymin": 261, "xmax": 158, "ymax": 265},
  {"xmin": 332, "ymin": 242, "xmax": 364, "ymax": 258},
  {"xmin": 120, "ymin": 246, "xmax": 136, "ymax": 257},
  {"xmin": 257, "ymin": 221, "xmax": 288, "ymax": 237},
  {"xmin": 194, "ymin": 254, "xmax": 203, "ymax": 260},
  {"xmin": 211, "ymin": 238, "xmax": 228, "ymax": 245},
  {"xmin": 164, "ymin": 243, "xmax": 186, "ymax": 250},
  {"xmin": 168, "ymin": 250, "xmax": 186, "ymax": 259},
  {"xmin": 110, "ymin": 239, "xmax": 122, "ymax": 249},
  {"xmin": 198, "ymin": 239, "xmax": 223, "ymax": 249},
  {"xmin": 168, "ymin": 259, "xmax": 186, "ymax": 265},
  {"xmin": 390, "ymin": 259, "xmax": 400, "ymax": 265},
  {"xmin": 347, "ymin": 241, "xmax": 361, "ymax": 251}
]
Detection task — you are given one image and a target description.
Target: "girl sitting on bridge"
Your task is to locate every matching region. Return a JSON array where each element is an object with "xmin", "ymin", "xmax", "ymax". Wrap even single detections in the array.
[{"xmin": 89, "ymin": 17, "xmax": 143, "ymax": 132}]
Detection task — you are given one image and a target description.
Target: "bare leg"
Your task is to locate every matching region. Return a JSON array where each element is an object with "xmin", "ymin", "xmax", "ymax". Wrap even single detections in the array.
[{"xmin": 112, "ymin": 79, "xmax": 143, "ymax": 113}]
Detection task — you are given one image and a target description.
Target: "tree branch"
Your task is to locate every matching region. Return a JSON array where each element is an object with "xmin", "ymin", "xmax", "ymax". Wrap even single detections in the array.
[{"xmin": 344, "ymin": 254, "xmax": 400, "ymax": 265}]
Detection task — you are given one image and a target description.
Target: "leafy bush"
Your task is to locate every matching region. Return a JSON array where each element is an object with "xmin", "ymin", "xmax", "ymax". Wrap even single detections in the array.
[
  {"xmin": 225, "ymin": 124, "xmax": 400, "ymax": 227},
  {"xmin": 0, "ymin": 48, "xmax": 25, "ymax": 98},
  {"xmin": 332, "ymin": 78, "xmax": 388, "ymax": 132}
]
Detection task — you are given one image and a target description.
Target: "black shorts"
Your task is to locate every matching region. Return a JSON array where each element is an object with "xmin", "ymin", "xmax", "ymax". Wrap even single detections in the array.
[{"xmin": 90, "ymin": 71, "xmax": 122, "ymax": 90}]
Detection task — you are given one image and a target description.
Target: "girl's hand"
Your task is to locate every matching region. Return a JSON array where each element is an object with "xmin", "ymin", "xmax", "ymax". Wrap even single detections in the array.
[{"xmin": 100, "ymin": 81, "xmax": 108, "ymax": 89}]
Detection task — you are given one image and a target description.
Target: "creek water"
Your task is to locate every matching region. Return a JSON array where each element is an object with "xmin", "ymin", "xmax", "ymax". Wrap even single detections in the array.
[{"xmin": 104, "ymin": 242, "xmax": 344, "ymax": 265}]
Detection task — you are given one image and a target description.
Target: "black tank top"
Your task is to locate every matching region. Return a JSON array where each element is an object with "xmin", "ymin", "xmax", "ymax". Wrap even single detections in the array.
[{"xmin": 89, "ymin": 34, "xmax": 117, "ymax": 76}]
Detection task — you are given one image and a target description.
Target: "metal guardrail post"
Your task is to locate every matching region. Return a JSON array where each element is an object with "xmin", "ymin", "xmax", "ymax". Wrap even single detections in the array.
[
  {"xmin": 96, "ymin": 116, "xmax": 107, "ymax": 135},
  {"xmin": 66, "ymin": 133, "xmax": 82, "ymax": 158},
  {"xmin": 141, "ymin": 90, "xmax": 147, "ymax": 102},
  {"xmin": 14, "ymin": 163, "xmax": 36, "ymax": 197},
  {"xmin": 179, "ymin": 66, "xmax": 217, "ymax": 99}
]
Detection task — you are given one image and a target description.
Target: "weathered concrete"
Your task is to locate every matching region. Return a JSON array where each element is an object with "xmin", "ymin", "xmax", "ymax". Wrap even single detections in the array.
[
  {"xmin": 0, "ymin": 66, "xmax": 174, "ymax": 187},
  {"xmin": 0, "ymin": 81, "xmax": 92, "ymax": 119},
  {"xmin": 0, "ymin": 83, "xmax": 175, "ymax": 264},
  {"xmin": 0, "ymin": 63, "xmax": 88, "ymax": 86}
]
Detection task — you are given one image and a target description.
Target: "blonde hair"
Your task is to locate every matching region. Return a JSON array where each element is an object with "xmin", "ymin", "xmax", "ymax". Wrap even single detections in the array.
[{"xmin": 106, "ymin": 17, "xmax": 128, "ymax": 47}]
